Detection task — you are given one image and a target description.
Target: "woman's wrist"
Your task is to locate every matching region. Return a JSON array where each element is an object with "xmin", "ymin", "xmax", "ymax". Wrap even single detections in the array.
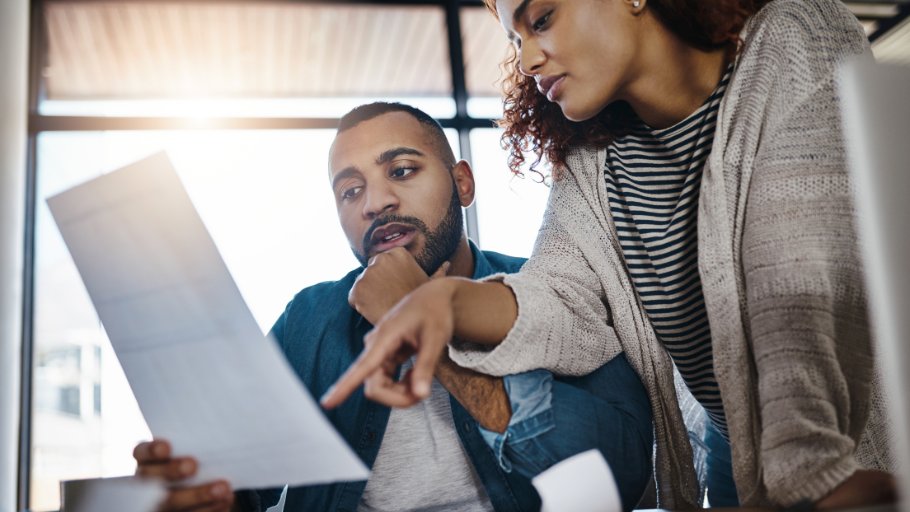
[{"xmin": 448, "ymin": 279, "xmax": 517, "ymax": 345}]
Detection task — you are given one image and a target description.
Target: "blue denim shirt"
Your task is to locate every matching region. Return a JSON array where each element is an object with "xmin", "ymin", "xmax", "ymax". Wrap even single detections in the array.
[{"xmin": 246, "ymin": 244, "xmax": 541, "ymax": 512}]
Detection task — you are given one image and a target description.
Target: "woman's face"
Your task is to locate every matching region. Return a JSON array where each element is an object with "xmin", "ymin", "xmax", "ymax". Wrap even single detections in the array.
[{"xmin": 495, "ymin": 0, "xmax": 643, "ymax": 121}]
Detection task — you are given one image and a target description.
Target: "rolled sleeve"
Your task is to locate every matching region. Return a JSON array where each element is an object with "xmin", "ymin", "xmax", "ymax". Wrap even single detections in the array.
[
  {"xmin": 480, "ymin": 354, "xmax": 654, "ymax": 511},
  {"xmin": 479, "ymin": 369, "xmax": 555, "ymax": 473},
  {"xmin": 448, "ymin": 163, "xmax": 623, "ymax": 377}
]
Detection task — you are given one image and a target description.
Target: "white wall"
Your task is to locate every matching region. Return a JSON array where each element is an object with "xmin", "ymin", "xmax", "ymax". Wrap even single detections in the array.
[{"xmin": 0, "ymin": 0, "xmax": 29, "ymax": 510}]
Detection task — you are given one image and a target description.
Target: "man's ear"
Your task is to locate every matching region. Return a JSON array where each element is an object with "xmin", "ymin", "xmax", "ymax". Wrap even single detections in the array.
[{"xmin": 451, "ymin": 160, "xmax": 475, "ymax": 207}]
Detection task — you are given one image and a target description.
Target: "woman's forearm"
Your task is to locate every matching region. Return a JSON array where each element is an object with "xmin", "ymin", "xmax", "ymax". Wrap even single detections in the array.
[
  {"xmin": 322, "ymin": 276, "xmax": 520, "ymax": 409},
  {"xmin": 446, "ymin": 277, "xmax": 518, "ymax": 346}
]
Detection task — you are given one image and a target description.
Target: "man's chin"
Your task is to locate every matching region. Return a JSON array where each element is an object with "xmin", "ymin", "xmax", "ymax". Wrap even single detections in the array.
[{"xmin": 362, "ymin": 242, "xmax": 422, "ymax": 263}]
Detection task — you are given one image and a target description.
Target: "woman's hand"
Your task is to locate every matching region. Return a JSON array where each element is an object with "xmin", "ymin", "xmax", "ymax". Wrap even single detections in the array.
[
  {"xmin": 321, "ymin": 277, "xmax": 460, "ymax": 408},
  {"xmin": 816, "ymin": 469, "xmax": 897, "ymax": 510}
]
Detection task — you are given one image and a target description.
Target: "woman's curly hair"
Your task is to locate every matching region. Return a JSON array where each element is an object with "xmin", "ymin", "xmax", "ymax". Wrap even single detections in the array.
[{"xmin": 484, "ymin": 0, "xmax": 771, "ymax": 179}]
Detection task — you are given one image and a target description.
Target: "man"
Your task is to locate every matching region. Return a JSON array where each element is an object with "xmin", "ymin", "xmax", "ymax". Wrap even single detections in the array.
[{"xmin": 133, "ymin": 102, "xmax": 653, "ymax": 511}]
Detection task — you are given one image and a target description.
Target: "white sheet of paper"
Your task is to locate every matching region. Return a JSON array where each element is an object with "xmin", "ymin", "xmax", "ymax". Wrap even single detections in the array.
[
  {"xmin": 265, "ymin": 485, "xmax": 288, "ymax": 512},
  {"xmin": 46, "ymin": 152, "xmax": 369, "ymax": 490},
  {"xmin": 531, "ymin": 449, "xmax": 622, "ymax": 512},
  {"xmin": 60, "ymin": 476, "xmax": 166, "ymax": 512}
]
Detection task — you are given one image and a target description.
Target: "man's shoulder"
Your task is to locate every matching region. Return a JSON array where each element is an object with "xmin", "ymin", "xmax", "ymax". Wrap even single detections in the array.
[{"xmin": 478, "ymin": 249, "xmax": 526, "ymax": 276}]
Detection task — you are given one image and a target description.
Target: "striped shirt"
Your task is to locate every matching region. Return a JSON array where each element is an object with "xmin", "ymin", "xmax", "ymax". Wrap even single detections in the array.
[{"xmin": 604, "ymin": 69, "xmax": 731, "ymax": 436}]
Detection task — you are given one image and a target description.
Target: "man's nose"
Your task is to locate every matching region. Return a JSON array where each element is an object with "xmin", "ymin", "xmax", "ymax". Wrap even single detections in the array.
[{"xmin": 362, "ymin": 183, "xmax": 399, "ymax": 219}]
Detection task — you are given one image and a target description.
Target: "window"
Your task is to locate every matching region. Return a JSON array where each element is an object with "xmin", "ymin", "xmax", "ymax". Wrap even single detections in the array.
[
  {"xmin": 29, "ymin": 126, "xmax": 468, "ymax": 510},
  {"xmin": 24, "ymin": 3, "xmax": 548, "ymax": 511},
  {"xmin": 469, "ymin": 129, "xmax": 549, "ymax": 257},
  {"xmin": 461, "ymin": 7, "xmax": 512, "ymax": 119},
  {"xmin": 29, "ymin": 130, "xmax": 351, "ymax": 509}
]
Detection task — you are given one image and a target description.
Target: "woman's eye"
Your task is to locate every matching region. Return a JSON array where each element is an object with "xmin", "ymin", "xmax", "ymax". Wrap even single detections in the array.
[
  {"xmin": 390, "ymin": 166, "xmax": 416, "ymax": 179},
  {"xmin": 532, "ymin": 11, "xmax": 551, "ymax": 31}
]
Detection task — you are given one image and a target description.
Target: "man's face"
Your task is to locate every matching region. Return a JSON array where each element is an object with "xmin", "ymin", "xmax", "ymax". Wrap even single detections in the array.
[{"xmin": 329, "ymin": 112, "xmax": 466, "ymax": 274}]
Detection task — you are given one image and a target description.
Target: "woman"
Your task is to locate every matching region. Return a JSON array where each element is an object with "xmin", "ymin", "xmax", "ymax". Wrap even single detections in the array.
[{"xmin": 323, "ymin": 0, "xmax": 894, "ymax": 507}]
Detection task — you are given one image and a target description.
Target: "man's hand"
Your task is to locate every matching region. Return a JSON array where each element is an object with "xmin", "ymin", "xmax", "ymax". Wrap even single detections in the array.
[
  {"xmin": 349, "ymin": 247, "xmax": 449, "ymax": 325},
  {"xmin": 133, "ymin": 439, "xmax": 235, "ymax": 512},
  {"xmin": 816, "ymin": 469, "xmax": 897, "ymax": 510}
]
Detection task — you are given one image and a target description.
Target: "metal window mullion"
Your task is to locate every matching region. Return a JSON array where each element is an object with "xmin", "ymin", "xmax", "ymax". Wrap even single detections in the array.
[
  {"xmin": 19, "ymin": 0, "xmax": 48, "ymax": 508},
  {"xmin": 444, "ymin": 0, "xmax": 481, "ymax": 245}
]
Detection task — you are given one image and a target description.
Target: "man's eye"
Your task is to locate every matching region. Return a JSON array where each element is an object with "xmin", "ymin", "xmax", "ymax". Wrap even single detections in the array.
[
  {"xmin": 532, "ymin": 11, "xmax": 551, "ymax": 31},
  {"xmin": 390, "ymin": 166, "xmax": 416, "ymax": 179},
  {"xmin": 341, "ymin": 186, "xmax": 362, "ymax": 200}
]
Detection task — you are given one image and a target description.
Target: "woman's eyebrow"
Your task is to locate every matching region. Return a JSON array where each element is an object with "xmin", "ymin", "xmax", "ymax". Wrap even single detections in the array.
[{"xmin": 512, "ymin": 0, "xmax": 534, "ymax": 25}]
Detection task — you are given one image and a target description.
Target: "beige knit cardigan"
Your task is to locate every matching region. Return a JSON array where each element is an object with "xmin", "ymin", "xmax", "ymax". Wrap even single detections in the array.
[{"xmin": 451, "ymin": 0, "xmax": 891, "ymax": 507}]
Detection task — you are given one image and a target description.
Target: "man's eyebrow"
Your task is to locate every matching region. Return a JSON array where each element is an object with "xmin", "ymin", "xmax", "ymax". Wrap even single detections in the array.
[
  {"xmin": 512, "ymin": 0, "xmax": 533, "ymax": 25},
  {"xmin": 376, "ymin": 147, "xmax": 424, "ymax": 165},
  {"xmin": 331, "ymin": 167, "xmax": 360, "ymax": 190}
]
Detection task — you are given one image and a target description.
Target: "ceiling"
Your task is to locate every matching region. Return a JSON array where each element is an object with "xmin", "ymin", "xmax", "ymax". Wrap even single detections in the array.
[
  {"xmin": 39, "ymin": 1, "xmax": 910, "ymax": 102},
  {"xmin": 42, "ymin": 1, "xmax": 506, "ymax": 100}
]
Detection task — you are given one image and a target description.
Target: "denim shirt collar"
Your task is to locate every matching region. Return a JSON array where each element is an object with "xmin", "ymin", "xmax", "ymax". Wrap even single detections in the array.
[{"xmin": 469, "ymin": 240, "xmax": 495, "ymax": 280}]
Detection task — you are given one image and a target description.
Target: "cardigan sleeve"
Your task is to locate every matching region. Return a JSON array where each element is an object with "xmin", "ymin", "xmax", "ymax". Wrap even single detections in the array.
[
  {"xmin": 740, "ymin": 1, "xmax": 873, "ymax": 504},
  {"xmin": 449, "ymin": 160, "xmax": 622, "ymax": 377}
]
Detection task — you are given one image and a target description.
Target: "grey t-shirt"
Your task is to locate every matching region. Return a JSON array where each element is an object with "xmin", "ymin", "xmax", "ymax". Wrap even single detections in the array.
[{"xmin": 357, "ymin": 359, "xmax": 496, "ymax": 512}]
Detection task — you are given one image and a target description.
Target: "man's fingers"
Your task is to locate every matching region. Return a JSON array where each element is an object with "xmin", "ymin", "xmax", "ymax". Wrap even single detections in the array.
[
  {"xmin": 165, "ymin": 457, "xmax": 199, "ymax": 481},
  {"xmin": 159, "ymin": 481, "xmax": 232, "ymax": 512},
  {"xmin": 134, "ymin": 439, "xmax": 171, "ymax": 463},
  {"xmin": 138, "ymin": 457, "xmax": 198, "ymax": 481}
]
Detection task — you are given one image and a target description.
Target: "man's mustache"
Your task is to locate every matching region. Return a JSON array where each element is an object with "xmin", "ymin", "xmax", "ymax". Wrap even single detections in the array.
[{"xmin": 362, "ymin": 214, "xmax": 429, "ymax": 254}]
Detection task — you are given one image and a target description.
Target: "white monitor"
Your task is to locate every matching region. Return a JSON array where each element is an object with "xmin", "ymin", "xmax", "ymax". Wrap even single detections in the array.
[{"xmin": 840, "ymin": 58, "xmax": 910, "ymax": 512}]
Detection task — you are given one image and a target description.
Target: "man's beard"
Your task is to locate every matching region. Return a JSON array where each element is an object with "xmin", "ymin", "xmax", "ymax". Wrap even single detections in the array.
[{"xmin": 354, "ymin": 185, "xmax": 463, "ymax": 275}]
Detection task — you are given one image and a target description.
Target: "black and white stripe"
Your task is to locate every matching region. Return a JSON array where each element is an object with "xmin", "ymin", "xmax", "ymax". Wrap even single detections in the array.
[{"xmin": 605, "ymin": 69, "xmax": 731, "ymax": 437}]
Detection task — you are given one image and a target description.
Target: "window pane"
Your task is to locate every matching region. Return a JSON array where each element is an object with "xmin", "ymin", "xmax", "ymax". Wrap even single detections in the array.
[
  {"xmin": 42, "ymin": 2, "xmax": 455, "ymax": 116},
  {"xmin": 469, "ymin": 129, "xmax": 549, "ymax": 257},
  {"xmin": 461, "ymin": 7, "xmax": 510, "ymax": 118},
  {"xmin": 31, "ymin": 130, "xmax": 361, "ymax": 510},
  {"xmin": 461, "ymin": 7, "xmax": 510, "ymax": 98},
  {"xmin": 467, "ymin": 96, "xmax": 504, "ymax": 120}
]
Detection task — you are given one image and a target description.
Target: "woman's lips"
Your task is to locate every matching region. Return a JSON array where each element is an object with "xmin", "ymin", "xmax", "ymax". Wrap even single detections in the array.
[{"xmin": 537, "ymin": 75, "xmax": 567, "ymax": 102}]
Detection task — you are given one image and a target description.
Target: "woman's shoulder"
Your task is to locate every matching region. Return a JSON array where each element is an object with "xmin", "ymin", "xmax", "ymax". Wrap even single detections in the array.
[
  {"xmin": 750, "ymin": 0, "xmax": 860, "ymax": 28},
  {"xmin": 731, "ymin": 0, "xmax": 868, "ymax": 111},
  {"xmin": 742, "ymin": 0, "xmax": 867, "ymax": 57},
  {"xmin": 557, "ymin": 144, "xmax": 604, "ymax": 186}
]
